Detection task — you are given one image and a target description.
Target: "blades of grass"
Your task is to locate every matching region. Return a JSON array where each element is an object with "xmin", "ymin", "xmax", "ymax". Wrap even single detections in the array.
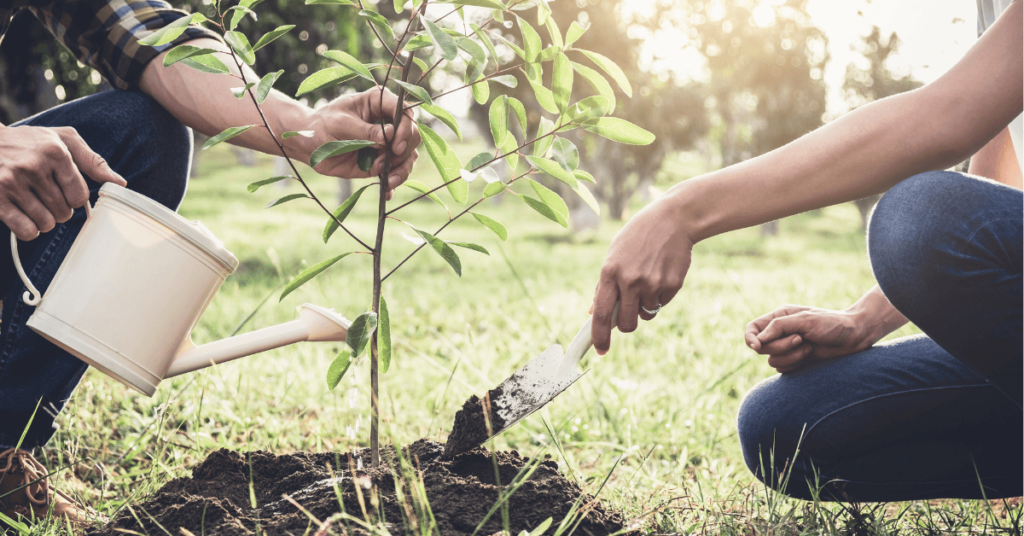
[
  {"xmin": 427, "ymin": 354, "xmax": 462, "ymax": 434},
  {"xmin": 470, "ymin": 456, "xmax": 544, "ymax": 536},
  {"xmin": 540, "ymin": 413, "xmax": 576, "ymax": 482},
  {"xmin": 12, "ymin": 398, "xmax": 42, "ymax": 452},
  {"xmin": 495, "ymin": 242, "xmax": 558, "ymax": 342},
  {"xmin": 230, "ymin": 282, "xmax": 283, "ymax": 336}
]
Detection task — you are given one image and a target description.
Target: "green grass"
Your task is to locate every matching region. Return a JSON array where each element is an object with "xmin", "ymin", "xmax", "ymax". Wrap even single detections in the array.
[{"xmin": 22, "ymin": 145, "xmax": 1021, "ymax": 534}]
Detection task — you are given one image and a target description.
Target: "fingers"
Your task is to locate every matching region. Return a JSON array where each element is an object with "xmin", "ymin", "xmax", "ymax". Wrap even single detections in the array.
[
  {"xmin": 758, "ymin": 334, "xmax": 802, "ymax": 355},
  {"xmin": 616, "ymin": 285, "xmax": 641, "ymax": 334},
  {"xmin": 13, "ymin": 190, "xmax": 56, "ymax": 234},
  {"xmin": 34, "ymin": 172, "xmax": 74, "ymax": 224},
  {"xmin": 767, "ymin": 344, "xmax": 814, "ymax": 372},
  {"xmin": 591, "ymin": 276, "xmax": 619, "ymax": 356},
  {"xmin": 0, "ymin": 201, "xmax": 38, "ymax": 241},
  {"xmin": 386, "ymin": 150, "xmax": 418, "ymax": 190},
  {"xmin": 637, "ymin": 293, "xmax": 660, "ymax": 321},
  {"xmin": 755, "ymin": 312, "xmax": 810, "ymax": 346},
  {"xmin": 58, "ymin": 127, "xmax": 126, "ymax": 189}
]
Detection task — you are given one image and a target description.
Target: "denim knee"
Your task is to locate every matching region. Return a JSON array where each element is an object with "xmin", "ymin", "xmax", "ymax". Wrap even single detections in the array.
[{"xmin": 737, "ymin": 377, "xmax": 811, "ymax": 497}]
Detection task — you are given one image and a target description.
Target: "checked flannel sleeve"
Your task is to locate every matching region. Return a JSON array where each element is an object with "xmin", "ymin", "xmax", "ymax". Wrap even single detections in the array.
[{"xmin": 0, "ymin": 0, "xmax": 220, "ymax": 90}]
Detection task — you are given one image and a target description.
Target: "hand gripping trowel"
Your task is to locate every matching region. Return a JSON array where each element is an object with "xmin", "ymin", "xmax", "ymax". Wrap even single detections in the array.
[{"xmin": 443, "ymin": 305, "xmax": 617, "ymax": 457}]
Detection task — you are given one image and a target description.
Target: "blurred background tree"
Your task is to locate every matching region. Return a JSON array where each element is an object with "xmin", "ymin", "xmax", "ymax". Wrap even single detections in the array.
[{"xmin": 843, "ymin": 25, "xmax": 922, "ymax": 229}]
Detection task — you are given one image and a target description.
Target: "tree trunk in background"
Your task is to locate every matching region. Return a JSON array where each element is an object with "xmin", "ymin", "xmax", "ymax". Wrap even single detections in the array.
[
  {"xmin": 338, "ymin": 178, "xmax": 352, "ymax": 204},
  {"xmin": 190, "ymin": 132, "xmax": 206, "ymax": 178},
  {"xmin": 231, "ymin": 147, "xmax": 257, "ymax": 166},
  {"xmin": 760, "ymin": 220, "xmax": 779, "ymax": 236},
  {"xmin": 853, "ymin": 194, "xmax": 882, "ymax": 230}
]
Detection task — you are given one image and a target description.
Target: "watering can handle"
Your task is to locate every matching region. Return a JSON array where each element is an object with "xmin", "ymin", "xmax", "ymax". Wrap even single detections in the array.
[{"xmin": 10, "ymin": 200, "xmax": 92, "ymax": 306}]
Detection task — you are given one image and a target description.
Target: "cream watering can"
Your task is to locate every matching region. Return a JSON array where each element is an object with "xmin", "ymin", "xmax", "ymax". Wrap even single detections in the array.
[{"xmin": 10, "ymin": 183, "xmax": 351, "ymax": 397}]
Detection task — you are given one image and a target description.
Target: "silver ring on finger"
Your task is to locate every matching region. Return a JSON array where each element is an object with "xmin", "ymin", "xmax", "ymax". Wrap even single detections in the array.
[{"xmin": 641, "ymin": 303, "xmax": 662, "ymax": 316}]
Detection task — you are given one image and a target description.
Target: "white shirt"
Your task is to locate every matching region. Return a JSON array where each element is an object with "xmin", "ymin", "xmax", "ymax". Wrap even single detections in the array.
[{"xmin": 977, "ymin": 0, "xmax": 1023, "ymax": 174}]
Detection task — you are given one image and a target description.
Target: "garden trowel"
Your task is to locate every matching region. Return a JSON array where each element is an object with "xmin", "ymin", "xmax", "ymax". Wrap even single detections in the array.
[{"xmin": 445, "ymin": 304, "xmax": 617, "ymax": 456}]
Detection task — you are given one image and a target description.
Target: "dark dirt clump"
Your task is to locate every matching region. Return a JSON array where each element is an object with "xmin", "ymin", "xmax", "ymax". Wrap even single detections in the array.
[
  {"xmin": 89, "ymin": 440, "xmax": 631, "ymax": 536},
  {"xmin": 444, "ymin": 386, "xmax": 507, "ymax": 458}
]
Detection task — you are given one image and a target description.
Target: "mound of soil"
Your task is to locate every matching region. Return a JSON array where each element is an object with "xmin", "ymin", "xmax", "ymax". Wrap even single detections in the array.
[{"xmin": 89, "ymin": 440, "xmax": 630, "ymax": 536}]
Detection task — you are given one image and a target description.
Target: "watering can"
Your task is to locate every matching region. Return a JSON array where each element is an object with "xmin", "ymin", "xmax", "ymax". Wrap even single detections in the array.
[{"xmin": 9, "ymin": 183, "xmax": 351, "ymax": 397}]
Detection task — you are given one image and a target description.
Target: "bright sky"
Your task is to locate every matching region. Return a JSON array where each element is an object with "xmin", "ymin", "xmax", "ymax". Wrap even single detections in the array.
[{"xmin": 807, "ymin": 0, "xmax": 979, "ymax": 116}]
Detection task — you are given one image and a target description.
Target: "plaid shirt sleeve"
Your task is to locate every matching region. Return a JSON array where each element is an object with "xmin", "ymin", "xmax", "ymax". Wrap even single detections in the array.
[{"xmin": 10, "ymin": 0, "xmax": 222, "ymax": 90}]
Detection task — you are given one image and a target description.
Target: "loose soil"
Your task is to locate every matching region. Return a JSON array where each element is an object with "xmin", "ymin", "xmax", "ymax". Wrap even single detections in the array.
[
  {"xmin": 89, "ymin": 440, "xmax": 630, "ymax": 536},
  {"xmin": 444, "ymin": 386, "xmax": 507, "ymax": 458}
]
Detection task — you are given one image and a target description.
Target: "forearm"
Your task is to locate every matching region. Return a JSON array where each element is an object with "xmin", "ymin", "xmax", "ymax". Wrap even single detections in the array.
[
  {"xmin": 968, "ymin": 126, "xmax": 1022, "ymax": 188},
  {"xmin": 667, "ymin": 3, "xmax": 1021, "ymax": 243},
  {"xmin": 139, "ymin": 38, "xmax": 320, "ymax": 162},
  {"xmin": 846, "ymin": 285, "xmax": 909, "ymax": 344}
]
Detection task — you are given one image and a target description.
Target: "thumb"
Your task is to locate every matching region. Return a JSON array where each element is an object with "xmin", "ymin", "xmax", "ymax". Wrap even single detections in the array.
[{"xmin": 62, "ymin": 131, "xmax": 126, "ymax": 187}]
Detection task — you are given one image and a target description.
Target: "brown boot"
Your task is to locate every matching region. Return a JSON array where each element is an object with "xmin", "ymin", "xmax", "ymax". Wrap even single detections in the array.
[{"xmin": 0, "ymin": 448, "xmax": 104, "ymax": 529}]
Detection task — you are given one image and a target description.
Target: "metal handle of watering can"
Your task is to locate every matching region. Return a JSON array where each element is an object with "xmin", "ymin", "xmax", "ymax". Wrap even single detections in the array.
[{"xmin": 10, "ymin": 199, "xmax": 92, "ymax": 306}]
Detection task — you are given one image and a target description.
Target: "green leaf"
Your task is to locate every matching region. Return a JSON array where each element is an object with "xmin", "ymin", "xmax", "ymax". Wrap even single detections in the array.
[
  {"xmin": 522, "ymin": 196, "xmax": 567, "ymax": 227},
  {"xmin": 231, "ymin": 82, "xmax": 256, "ymax": 98},
  {"xmin": 472, "ymin": 77, "xmax": 490, "ymax": 104},
  {"xmin": 357, "ymin": 147, "xmax": 377, "ymax": 173},
  {"xmin": 572, "ymin": 181, "xmax": 600, "ymax": 214},
  {"xmin": 305, "ymin": 0, "xmax": 356, "ymax": 3},
  {"xmin": 393, "ymin": 0, "xmax": 405, "ymax": 13},
  {"xmin": 527, "ymin": 518, "xmax": 554, "ymax": 536},
  {"xmin": 532, "ymin": 116, "xmax": 556, "ymax": 157},
  {"xmin": 508, "ymin": 97, "xmax": 527, "ymax": 136},
  {"xmin": 265, "ymin": 193, "xmax": 309, "ymax": 208},
  {"xmin": 403, "ymin": 180, "xmax": 449, "ymax": 214},
  {"xmin": 379, "ymin": 295, "xmax": 392, "ymax": 373},
  {"xmin": 247, "ymin": 175, "xmax": 291, "ymax": 192},
  {"xmin": 499, "ymin": 135, "xmax": 519, "ymax": 172},
  {"xmin": 489, "ymin": 96, "xmax": 508, "ymax": 147},
  {"xmin": 282, "ymin": 130, "xmax": 314, "ymax": 139},
  {"xmin": 527, "ymin": 178, "xmax": 569, "ymax": 219},
  {"xmin": 202, "ymin": 125, "xmax": 255, "ymax": 150},
  {"xmin": 467, "ymin": 152, "xmax": 492, "ymax": 170},
  {"xmin": 471, "ymin": 24, "xmax": 498, "ymax": 63},
  {"xmin": 280, "ymin": 253, "xmax": 352, "ymax": 301},
  {"xmin": 359, "ymin": 10, "xmax": 394, "ymax": 39},
  {"xmin": 326, "ymin": 350, "xmax": 352, "ymax": 390},
  {"xmin": 422, "ymin": 17, "xmax": 457, "ymax": 61},
  {"xmin": 296, "ymin": 66, "xmax": 357, "ymax": 96},
  {"xmin": 574, "ymin": 169, "xmax": 595, "ymax": 183},
  {"xmin": 323, "ymin": 184, "xmax": 373, "ymax": 242},
  {"xmin": 565, "ymin": 95, "xmax": 611, "ymax": 123},
  {"xmin": 582, "ymin": 117, "xmax": 655, "ymax": 145},
  {"xmin": 420, "ymin": 125, "xmax": 467, "ymax": 204},
  {"xmin": 346, "ymin": 312, "xmax": 378, "ymax": 358},
  {"xmin": 458, "ymin": 38, "xmax": 486, "ymax": 70},
  {"xmin": 571, "ymin": 61, "xmax": 615, "ymax": 111},
  {"xmin": 415, "ymin": 229, "xmax": 462, "ymax": 276},
  {"xmin": 224, "ymin": 31, "xmax": 256, "ymax": 65},
  {"xmin": 483, "ymin": 180, "xmax": 506, "ymax": 197},
  {"xmin": 550, "ymin": 137, "xmax": 579, "ymax": 171},
  {"xmin": 491, "ymin": 74, "xmax": 518, "ymax": 88},
  {"xmin": 518, "ymin": 16, "xmax": 542, "ymax": 62},
  {"xmin": 255, "ymin": 70, "xmax": 283, "ymax": 104},
  {"xmin": 310, "ymin": 139, "xmax": 377, "ymax": 168},
  {"xmin": 552, "ymin": 52, "xmax": 573, "ymax": 113},
  {"xmin": 565, "ymin": 22, "xmax": 587, "ymax": 48},
  {"xmin": 163, "ymin": 45, "xmax": 219, "ymax": 67},
  {"xmin": 527, "ymin": 156, "xmax": 577, "ymax": 188},
  {"xmin": 139, "ymin": 14, "xmax": 206, "ymax": 46},
  {"xmin": 228, "ymin": 0, "xmax": 261, "ymax": 29},
  {"xmin": 253, "ymin": 24, "xmax": 295, "ymax": 51},
  {"xmin": 545, "ymin": 16, "xmax": 563, "ymax": 49},
  {"xmin": 180, "ymin": 54, "xmax": 231, "ymax": 74},
  {"xmin": 536, "ymin": 0, "xmax": 551, "ymax": 25},
  {"xmin": 404, "ymin": 34, "xmax": 432, "ymax": 51},
  {"xmin": 471, "ymin": 212, "xmax": 508, "ymax": 241},
  {"xmin": 494, "ymin": 34, "xmax": 525, "ymax": 59},
  {"xmin": 528, "ymin": 77, "xmax": 558, "ymax": 114},
  {"xmin": 412, "ymin": 56, "xmax": 431, "ymax": 73},
  {"xmin": 439, "ymin": 0, "xmax": 505, "ymax": 8},
  {"xmin": 420, "ymin": 104, "xmax": 462, "ymax": 141},
  {"xmin": 393, "ymin": 80, "xmax": 432, "ymax": 105},
  {"xmin": 450, "ymin": 242, "xmax": 489, "ymax": 255},
  {"xmin": 576, "ymin": 49, "xmax": 631, "ymax": 97},
  {"xmin": 322, "ymin": 50, "xmax": 374, "ymax": 81}
]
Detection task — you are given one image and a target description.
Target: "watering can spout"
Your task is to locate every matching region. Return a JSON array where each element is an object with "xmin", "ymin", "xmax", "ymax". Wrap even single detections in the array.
[{"xmin": 164, "ymin": 304, "xmax": 351, "ymax": 378}]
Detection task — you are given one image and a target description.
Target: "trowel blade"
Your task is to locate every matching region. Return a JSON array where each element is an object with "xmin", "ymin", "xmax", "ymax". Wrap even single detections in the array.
[{"xmin": 489, "ymin": 344, "xmax": 584, "ymax": 437}]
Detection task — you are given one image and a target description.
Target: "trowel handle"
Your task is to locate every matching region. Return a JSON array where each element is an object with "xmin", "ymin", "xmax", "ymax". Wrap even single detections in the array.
[
  {"xmin": 10, "ymin": 201, "xmax": 93, "ymax": 306},
  {"xmin": 559, "ymin": 302, "xmax": 619, "ymax": 374}
]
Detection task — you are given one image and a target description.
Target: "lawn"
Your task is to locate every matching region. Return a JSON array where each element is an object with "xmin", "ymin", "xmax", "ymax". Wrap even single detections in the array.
[{"xmin": 35, "ymin": 144, "xmax": 1020, "ymax": 535}]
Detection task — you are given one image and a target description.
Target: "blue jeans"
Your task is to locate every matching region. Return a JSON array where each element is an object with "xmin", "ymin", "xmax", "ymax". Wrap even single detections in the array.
[
  {"xmin": 738, "ymin": 171, "xmax": 1023, "ymax": 502},
  {"xmin": 0, "ymin": 90, "xmax": 191, "ymax": 449}
]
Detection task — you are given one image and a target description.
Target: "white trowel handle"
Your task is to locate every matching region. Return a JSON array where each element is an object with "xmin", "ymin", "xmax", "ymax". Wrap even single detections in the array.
[{"xmin": 558, "ymin": 302, "xmax": 619, "ymax": 375}]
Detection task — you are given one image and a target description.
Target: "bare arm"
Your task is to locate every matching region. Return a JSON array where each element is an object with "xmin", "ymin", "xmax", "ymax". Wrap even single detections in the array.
[
  {"xmin": 139, "ymin": 37, "xmax": 420, "ymax": 188},
  {"xmin": 968, "ymin": 126, "xmax": 1022, "ymax": 188},
  {"xmin": 591, "ymin": 2, "xmax": 1023, "ymax": 353}
]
